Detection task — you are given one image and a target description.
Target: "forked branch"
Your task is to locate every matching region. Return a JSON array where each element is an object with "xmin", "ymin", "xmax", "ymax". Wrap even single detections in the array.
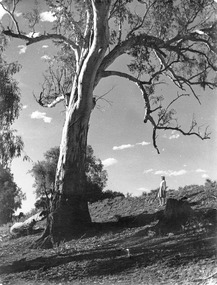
[{"xmin": 101, "ymin": 69, "xmax": 211, "ymax": 154}]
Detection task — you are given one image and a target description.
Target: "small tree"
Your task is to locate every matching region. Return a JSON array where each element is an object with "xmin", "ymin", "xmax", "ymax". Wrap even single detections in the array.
[
  {"xmin": 0, "ymin": 34, "xmax": 25, "ymax": 225},
  {"xmin": 0, "ymin": 34, "xmax": 24, "ymax": 167},
  {"xmin": 0, "ymin": 164, "xmax": 25, "ymax": 225},
  {"xmin": 31, "ymin": 145, "xmax": 108, "ymax": 209}
]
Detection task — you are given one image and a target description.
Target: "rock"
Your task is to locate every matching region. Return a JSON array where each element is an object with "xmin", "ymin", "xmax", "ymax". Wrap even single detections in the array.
[
  {"xmin": 164, "ymin": 198, "xmax": 193, "ymax": 223},
  {"xmin": 9, "ymin": 211, "xmax": 46, "ymax": 237}
]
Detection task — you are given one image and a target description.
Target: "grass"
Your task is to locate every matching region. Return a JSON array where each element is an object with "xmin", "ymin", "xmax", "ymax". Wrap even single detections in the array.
[{"xmin": 0, "ymin": 183, "xmax": 217, "ymax": 285}]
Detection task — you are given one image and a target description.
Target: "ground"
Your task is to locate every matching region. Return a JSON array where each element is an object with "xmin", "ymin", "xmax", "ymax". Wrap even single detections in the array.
[{"xmin": 0, "ymin": 185, "xmax": 216, "ymax": 285}]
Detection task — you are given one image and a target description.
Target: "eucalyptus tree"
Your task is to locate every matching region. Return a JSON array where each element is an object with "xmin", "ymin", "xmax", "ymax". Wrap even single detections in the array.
[
  {"xmin": 1, "ymin": 0, "xmax": 217, "ymax": 247},
  {"xmin": 0, "ymin": 34, "xmax": 23, "ymax": 167}
]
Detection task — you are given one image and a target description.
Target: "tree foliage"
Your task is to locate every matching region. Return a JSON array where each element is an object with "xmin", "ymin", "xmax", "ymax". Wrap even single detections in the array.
[
  {"xmin": 0, "ymin": 33, "xmax": 23, "ymax": 167},
  {"xmin": 0, "ymin": 164, "xmax": 25, "ymax": 225},
  {"xmin": 31, "ymin": 145, "xmax": 108, "ymax": 209}
]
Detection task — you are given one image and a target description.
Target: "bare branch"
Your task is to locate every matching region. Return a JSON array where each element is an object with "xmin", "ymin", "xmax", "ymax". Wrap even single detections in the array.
[
  {"xmin": 95, "ymin": 86, "xmax": 115, "ymax": 104},
  {"xmin": 34, "ymin": 92, "xmax": 65, "ymax": 108},
  {"xmin": 147, "ymin": 111, "xmax": 210, "ymax": 154},
  {"xmin": 3, "ymin": 29, "xmax": 79, "ymax": 51},
  {"xmin": 0, "ymin": 2, "xmax": 20, "ymax": 33},
  {"xmin": 126, "ymin": 0, "xmax": 157, "ymax": 39},
  {"xmin": 101, "ymin": 70, "xmax": 150, "ymax": 85}
]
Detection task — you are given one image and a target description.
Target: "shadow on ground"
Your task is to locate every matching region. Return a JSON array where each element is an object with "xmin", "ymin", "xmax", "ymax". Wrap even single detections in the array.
[{"xmin": 0, "ymin": 207, "xmax": 216, "ymax": 281}]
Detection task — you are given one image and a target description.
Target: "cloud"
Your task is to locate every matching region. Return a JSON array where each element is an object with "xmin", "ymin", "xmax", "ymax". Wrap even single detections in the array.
[
  {"xmin": 136, "ymin": 141, "xmax": 151, "ymax": 146},
  {"xmin": 163, "ymin": 131, "xmax": 180, "ymax": 140},
  {"xmin": 40, "ymin": 11, "xmax": 57, "ymax": 22},
  {"xmin": 169, "ymin": 170, "xmax": 187, "ymax": 176},
  {"xmin": 113, "ymin": 141, "xmax": 150, "ymax": 151},
  {"xmin": 22, "ymin": 105, "xmax": 28, "ymax": 109},
  {"xmin": 113, "ymin": 144, "xmax": 134, "ymax": 150},
  {"xmin": 42, "ymin": 45, "xmax": 49, "ymax": 48},
  {"xmin": 41, "ymin": 55, "xmax": 51, "ymax": 60},
  {"xmin": 202, "ymin": 173, "xmax": 209, "ymax": 179},
  {"xmin": 154, "ymin": 169, "xmax": 187, "ymax": 176},
  {"xmin": 15, "ymin": 11, "xmax": 22, "ymax": 17},
  {"xmin": 195, "ymin": 168, "xmax": 206, "ymax": 173},
  {"xmin": 18, "ymin": 45, "xmax": 27, "ymax": 54},
  {"xmin": 143, "ymin": 168, "xmax": 187, "ymax": 177},
  {"xmin": 143, "ymin": 168, "xmax": 154, "ymax": 174},
  {"xmin": 26, "ymin": 32, "xmax": 40, "ymax": 38},
  {"xmin": 31, "ymin": 111, "xmax": 52, "ymax": 123},
  {"xmin": 102, "ymin": 158, "xmax": 118, "ymax": 167},
  {"xmin": 169, "ymin": 131, "xmax": 180, "ymax": 140},
  {"xmin": 137, "ymin": 187, "xmax": 150, "ymax": 193}
]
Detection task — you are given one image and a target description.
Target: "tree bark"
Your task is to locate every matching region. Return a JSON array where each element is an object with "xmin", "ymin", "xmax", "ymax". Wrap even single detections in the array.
[{"xmin": 33, "ymin": 0, "xmax": 111, "ymax": 248}]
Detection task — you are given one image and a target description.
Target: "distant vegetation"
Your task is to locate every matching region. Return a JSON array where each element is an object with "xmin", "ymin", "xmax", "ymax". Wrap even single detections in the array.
[
  {"xmin": 30, "ymin": 145, "xmax": 125, "ymax": 212},
  {"xmin": 25, "ymin": 179, "xmax": 217, "ymax": 219},
  {"xmin": 0, "ymin": 165, "xmax": 25, "ymax": 225}
]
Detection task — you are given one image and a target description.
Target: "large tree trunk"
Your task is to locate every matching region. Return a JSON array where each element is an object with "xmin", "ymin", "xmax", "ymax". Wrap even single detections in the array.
[
  {"xmin": 33, "ymin": 107, "xmax": 93, "ymax": 248},
  {"xmin": 33, "ymin": 0, "xmax": 110, "ymax": 248},
  {"xmin": 51, "ymin": 107, "xmax": 92, "ymax": 238}
]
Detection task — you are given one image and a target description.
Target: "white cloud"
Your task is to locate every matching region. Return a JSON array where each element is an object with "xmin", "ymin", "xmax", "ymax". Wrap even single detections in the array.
[
  {"xmin": 136, "ymin": 141, "xmax": 151, "ymax": 146},
  {"xmin": 42, "ymin": 45, "xmax": 49, "ymax": 48},
  {"xmin": 26, "ymin": 32, "xmax": 40, "ymax": 38},
  {"xmin": 31, "ymin": 111, "xmax": 52, "ymax": 123},
  {"xmin": 22, "ymin": 105, "xmax": 28, "ymax": 109},
  {"xmin": 202, "ymin": 173, "xmax": 209, "ymax": 179},
  {"xmin": 195, "ymin": 168, "xmax": 206, "ymax": 173},
  {"xmin": 113, "ymin": 144, "xmax": 134, "ymax": 150},
  {"xmin": 143, "ymin": 168, "xmax": 153, "ymax": 174},
  {"xmin": 163, "ymin": 131, "xmax": 180, "ymax": 140},
  {"xmin": 41, "ymin": 55, "xmax": 51, "ymax": 60},
  {"xmin": 169, "ymin": 170, "xmax": 187, "ymax": 176},
  {"xmin": 18, "ymin": 45, "xmax": 27, "ymax": 54},
  {"xmin": 169, "ymin": 133, "xmax": 180, "ymax": 139},
  {"xmin": 40, "ymin": 11, "xmax": 57, "ymax": 22},
  {"xmin": 154, "ymin": 169, "xmax": 187, "ymax": 176},
  {"xmin": 137, "ymin": 187, "xmax": 150, "ymax": 193},
  {"xmin": 154, "ymin": 170, "xmax": 168, "ymax": 176},
  {"xmin": 102, "ymin": 158, "xmax": 118, "ymax": 167},
  {"xmin": 169, "ymin": 131, "xmax": 180, "ymax": 140},
  {"xmin": 113, "ymin": 141, "xmax": 150, "ymax": 151},
  {"xmin": 15, "ymin": 11, "xmax": 22, "ymax": 17}
]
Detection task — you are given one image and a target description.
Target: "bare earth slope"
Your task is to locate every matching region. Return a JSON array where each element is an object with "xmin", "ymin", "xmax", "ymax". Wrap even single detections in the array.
[{"xmin": 0, "ymin": 186, "xmax": 216, "ymax": 285}]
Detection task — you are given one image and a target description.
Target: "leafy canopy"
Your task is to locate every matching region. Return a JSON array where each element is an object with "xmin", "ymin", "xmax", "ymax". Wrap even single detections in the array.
[{"xmin": 0, "ymin": 33, "xmax": 23, "ymax": 166}]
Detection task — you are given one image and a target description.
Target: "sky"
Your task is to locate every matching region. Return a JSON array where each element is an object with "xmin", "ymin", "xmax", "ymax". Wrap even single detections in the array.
[{"xmin": 0, "ymin": 1, "xmax": 217, "ymax": 213}]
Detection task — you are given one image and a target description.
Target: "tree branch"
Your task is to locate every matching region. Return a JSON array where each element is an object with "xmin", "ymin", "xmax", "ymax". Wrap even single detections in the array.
[
  {"xmin": 34, "ymin": 92, "xmax": 65, "ymax": 108},
  {"xmin": 0, "ymin": 2, "xmax": 20, "ymax": 34},
  {"xmin": 101, "ymin": 70, "xmax": 210, "ymax": 154},
  {"xmin": 101, "ymin": 70, "xmax": 150, "ymax": 84},
  {"xmin": 3, "ymin": 30, "xmax": 79, "ymax": 51}
]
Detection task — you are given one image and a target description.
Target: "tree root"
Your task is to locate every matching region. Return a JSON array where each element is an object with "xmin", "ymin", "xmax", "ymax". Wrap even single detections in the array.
[{"xmin": 30, "ymin": 226, "xmax": 53, "ymax": 249}]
